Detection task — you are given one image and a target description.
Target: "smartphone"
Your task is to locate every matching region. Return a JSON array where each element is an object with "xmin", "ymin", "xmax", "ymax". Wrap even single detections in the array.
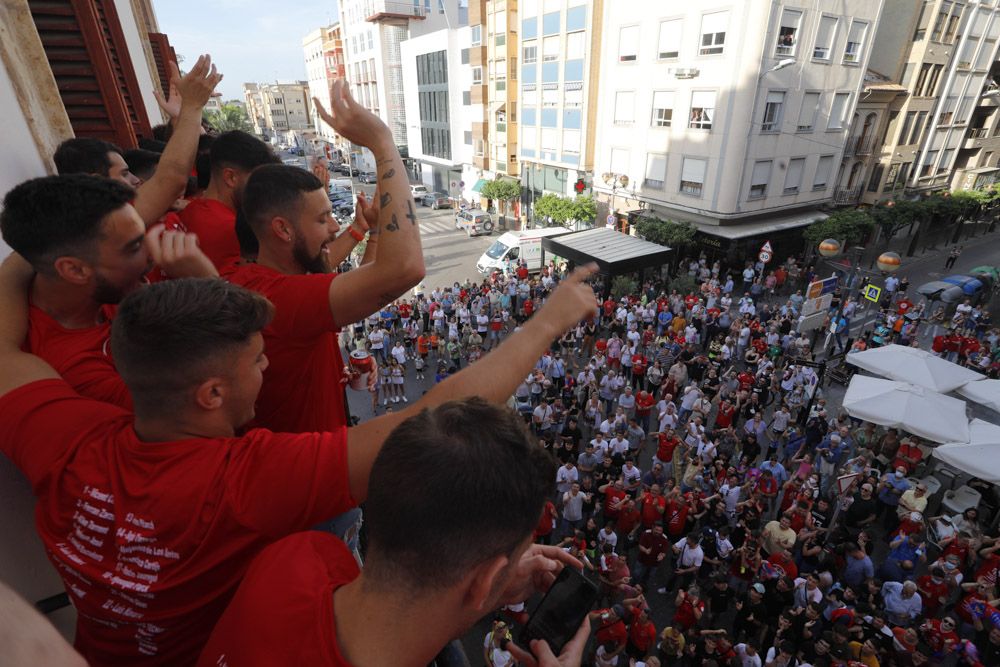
[{"xmin": 520, "ymin": 567, "xmax": 599, "ymax": 655}]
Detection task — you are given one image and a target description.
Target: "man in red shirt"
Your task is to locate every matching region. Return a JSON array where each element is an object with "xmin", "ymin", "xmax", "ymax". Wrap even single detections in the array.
[
  {"xmin": 0, "ymin": 265, "xmax": 600, "ymax": 665},
  {"xmin": 178, "ymin": 130, "xmax": 280, "ymax": 269},
  {"xmin": 626, "ymin": 604, "xmax": 657, "ymax": 660},
  {"xmin": 634, "ymin": 523, "xmax": 670, "ymax": 589},
  {"xmin": 638, "ymin": 484, "xmax": 667, "ymax": 528},
  {"xmin": 54, "ymin": 56, "xmax": 220, "ymax": 229},
  {"xmin": 653, "ymin": 428, "xmax": 681, "ymax": 478},
  {"xmin": 600, "ymin": 478, "xmax": 628, "ymax": 521},
  {"xmin": 589, "ymin": 605, "xmax": 628, "ymax": 662},
  {"xmin": 0, "ymin": 175, "xmax": 218, "ymax": 409},
  {"xmin": 631, "ymin": 351, "xmax": 647, "ymax": 392},
  {"xmin": 516, "ymin": 262, "xmax": 529, "ymax": 280},
  {"xmin": 634, "ymin": 388, "xmax": 655, "ymax": 432}
]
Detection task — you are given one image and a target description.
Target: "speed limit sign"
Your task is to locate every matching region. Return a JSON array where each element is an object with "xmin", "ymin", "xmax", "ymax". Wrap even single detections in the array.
[{"xmin": 758, "ymin": 250, "xmax": 772, "ymax": 263}]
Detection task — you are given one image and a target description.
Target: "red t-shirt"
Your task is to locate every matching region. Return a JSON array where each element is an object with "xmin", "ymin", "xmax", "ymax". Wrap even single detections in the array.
[
  {"xmin": 595, "ymin": 615, "xmax": 628, "ymax": 647},
  {"xmin": 628, "ymin": 609, "xmax": 656, "ymax": 652},
  {"xmin": 516, "ymin": 266, "xmax": 529, "ymax": 280},
  {"xmin": 917, "ymin": 575, "xmax": 950, "ymax": 616},
  {"xmin": 640, "ymin": 494, "xmax": 666, "ymax": 527},
  {"xmin": 196, "ymin": 532, "xmax": 359, "ymax": 667},
  {"xmin": 223, "ymin": 264, "xmax": 347, "ymax": 432},
  {"xmin": 25, "ymin": 303, "xmax": 132, "ymax": 409},
  {"xmin": 618, "ymin": 507, "xmax": 641, "ymax": 535},
  {"xmin": 534, "ymin": 501, "xmax": 557, "ymax": 538},
  {"xmin": 603, "ymin": 487, "xmax": 627, "ymax": 519},
  {"xmin": 635, "ymin": 391, "xmax": 655, "ymax": 416},
  {"xmin": 398, "ymin": 303, "xmax": 412, "ymax": 319},
  {"xmin": 523, "ymin": 299, "xmax": 534, "ymax": 315},
  {"xmin": 603, "ymin": 300, "xmax": 616, "ymax": 317},
  {"xmin": 178, "ymin": 198, "xmax": 240, "ymax": 270},
  {"xmin": 631, "ymin": 354, "xmax": 647, "ymax": 376},
  {"xmin": 673, "ymin": 595, "xmax": 704, "ymax": 630},
  {"xmin": 714, "ymin": 404, "xmax": 736, "ymax": 429},
  {"xmin": 0, "ymin": 380, "xmax": 354, "ymax": 666},
  {"xmin": 665, "ymin": 500, "xmax": 689, "ymax": 537},
  {"xmin": 656, "ymin": 434, "xmax": 680, "ymax": 462}
]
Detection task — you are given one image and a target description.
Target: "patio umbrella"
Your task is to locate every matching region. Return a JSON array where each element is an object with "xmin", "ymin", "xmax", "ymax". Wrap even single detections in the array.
[
  {"xmin": 845, "ymin": 344, "xmax": 983, "ymax": 393},
  {"xmin": 934, "ymin": 419, "xmax": 1000, "ymax": 483},
  {"xmin": 842, "ymin": 375, "xmax": 970, "ymax": 444},
  {"xmin": 957, "ymin": 379, "xmax": 1000, "ymax": 413},
  {"xmin": 970, "ymin": 265, "xmax": 999, "ymax": 282}
]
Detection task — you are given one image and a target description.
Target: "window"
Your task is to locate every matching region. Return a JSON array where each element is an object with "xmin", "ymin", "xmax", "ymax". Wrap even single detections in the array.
[
  {"xmin": 843, "ymin": 20, "xmax": 868, "ymax": 63},
  {"xmin": 867, "ymin": 163, "xmax": 884, "ymax": 192},
  {"xmin": 464, "ymin": 130, "xmax": 473, "ymax": 145},
  {"xmin": 473, "ymin": 66, "xmax": 482, "ymax": 84},
  {"xmin": 543, "ymin": 36, "xmax": 560, "ymax": 61},
  {"xmin": 461, "ymin": 48, "xmax": 470, "ymax": 64},
  {"xmin": 523, "ymin": 43, "xmax": 538, "ymax": 64},
  {"xmin": 652, "ymin": 91, "xmax": 674, "ymax": 127},
  {"xmin": 940, "ymin": 96, "xmax": 957, "ymax": 125},
  {"xmin": 700, "ymin": 12, "xmax": 728, "ymax": 55},
  {"xmin": 958, "ymin": 39, "xmax": 976, "ymax": 68},
  {"xmin": 797, "ymin": 92, "xmax": 820, "ymax": 131},
  {"xmin": 567, "ymin": 32, "xmax": 585, "ymax": 59},
  {"xmin": 976, "ymin": 39, "xmax": 995, "ymax": 69},
  {"xmin": 777, "ymin": 9, "xmax": 802, "ymax": 56},
  {"xmin": 542, "ymin": 85, "xmax": 559, "ymax": 107},
  {"xmin": 828, "ymin": 93, "xmax": 849, "ymax": 130},
  {"xmin": 910, "ymin": 111, "xmax": 929, "ymax": 145},
  {"xmin": 542, "ymin": 11, "xmax": 560, "ymax": 35},
  {"xmin": 784, "ymin": 157, "xmax": 805, "ymax": 194},
  {"xmin": 897, "ymin": 162, "xmax": 911, "ymax": 188},
  {"xmin": 944, "ymin": 7, "xmax": 962, "ymax": 43},
  {"xmin": 939, "ymin": 148, "xmax": 955, "ymax": 174},
  {"xmin": 680, "ymin": 157, "xmax": 707, "ymax": 196},
  {"xmin": 644, "ymin": 153, "xmax": 667, "ymax": 189},
  {"xmin": 761, "ymin": 91, "xmax": 785, "ymax": 132},
  {"xmin": 899, "ymin": 111, "xmax": 916, "ymax": 144},
  {"xmin": 985, "ymin": 151, "xmax": 995, "ymax": 167},
  {"xmin": 926, "ymin": 64, "xmax": 944, "ymax": 97},
  {"xmin": 619, "ymin": 25, "xmax": 639, "ymax": 62},
  {"xmin": 541, "ymin": 128, "xmax": 558, "ymax": 152},
  {"xmin": 813, "ymin": 15, "xmax": 837, "ymax": 59},
  {"xmin": 957, "ymin": 96, "xmax": 974, "ymax": 124},
  {"xmin": 689, "ymin": 91, "xmax": 715, "ymax": 129},
  {"xmin": 914, "ymin": 62, "xmax": 931, "ymax": 95},
  {"xmin": 494, "ymin": 59, "xmax": 507, "ymax": 81},
  {"xmin": 614, "ymin": 91, "xmax": 635, "ymax": 125},
  {"xmin": 813, "ymin": 155, "xmax": 833, "ymax": 190},
  {"xmin": 565, "ymin": 82, "xmax": 583, "ymax": 107},
  {"xmin": 523, "ymin": 85, "xmax": 538, "ymax": 105},
  {"xmin": 521, "ymin": 129, "xmax": 536, "ymax": 150},
  {"xmin": 567, "ymin": 5, "xmax": 587, "ymax": 31},
  {"xmin": 462, "ymin": 90, "xmax": 471, "ymax": 105},
  {"xmin": 610, "ymin": 147, "xmax": 630, "ymax": 174},
  {"xmin": 563, "ymin": 129, "xmax": 581, "ymax": 153},
  {"xmin": 658, "ymin": 19, "xmax": 682, "ymax": 59},
  {"xmin": 884, "ymin": 162, "xmax": 900, "ymax": 190},
  {"xmin": 523, "ymin": 17, "xmax": 538, "ymax": 39},
  {"xmin": 494, "ymin": 10, "xmax": 507, "ymax": 34},
  {"xmin": 920, "ymin": 149, "xmax": 938, "ymax": 177},
  {"xmin": 748, "ymin": 160, "xmax": 772, "ymax": 199}
]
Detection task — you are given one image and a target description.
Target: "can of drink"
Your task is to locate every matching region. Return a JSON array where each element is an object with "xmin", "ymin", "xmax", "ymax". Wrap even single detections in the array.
[{"xmin": 349, "ymin": 349, "xmax": 374, "ymax": 391}]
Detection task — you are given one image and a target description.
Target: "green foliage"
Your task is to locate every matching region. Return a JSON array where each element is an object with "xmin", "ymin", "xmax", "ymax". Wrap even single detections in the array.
[
  {"xmin": 567, "ymin": 195, "xmax": 597, "ymax": 224},
  {"xmin": 533, "ymin": 193, "xmax": 596, "ymax": 226},
  {"xmin": 635, "ymin": 216, "xmax": 697, "ymax": 248},
  {"xmin": 203, "ymin": 103, "xmax": 253, "ymax": 133},
  {"xmin": 803, "ymin": 209, "xmax": 875, "ymax": 247},
  {"xmin": 610, "ymin": 275, "xmax": 638, "ymax": 300},
  {"xmin": 669, "ymin": 274, "xmax": 699, "ymax": 295},
  {"xmin": 481, "ymin": 179, "xmax": 522, "ymax": 217}
]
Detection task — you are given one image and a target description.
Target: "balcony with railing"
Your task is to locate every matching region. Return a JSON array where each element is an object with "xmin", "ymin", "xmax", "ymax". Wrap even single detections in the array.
[
  {"xmin": 366, "ymin": 1, "xmax": 426, "ymax": 21},
  {"xmin": 969, "ymin": 127, "xmax": 990, "ymax": 138},
  {"xmin": 832, "ymin": 184, "xmax": 863, "ymax": 205},
  {"xmin": 843, "ymin": 133, "xmax": 877, "ymax": 157}
]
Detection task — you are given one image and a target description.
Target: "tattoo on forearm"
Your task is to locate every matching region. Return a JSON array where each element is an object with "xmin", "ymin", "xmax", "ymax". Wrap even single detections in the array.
[
  {"xmin": 406, "ymin": 200, "xmax": 417, "ymax": 226},
  {"xmin": 385, "ymin": 213, "xmax": 400, "ymax": 232},
  {"xmin": 380, "ymin": 192, "xmax": 392, "ymax": 208},
  {"xmin": 382, "ymin": 168, "xmax": 395, "ymax": 180}
]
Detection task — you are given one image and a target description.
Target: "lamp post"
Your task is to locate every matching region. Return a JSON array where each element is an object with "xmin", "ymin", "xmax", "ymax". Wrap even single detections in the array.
[{"xmin": 603, "ymin": 172, "xmax": 631, "ymax": 232}]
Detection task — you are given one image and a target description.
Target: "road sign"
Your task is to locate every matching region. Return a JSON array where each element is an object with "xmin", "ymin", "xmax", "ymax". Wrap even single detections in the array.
[
  {"xmin": 806, "ymin": 276, "xmax": 839, "ymax": 299},
  {"xmin": 758, "ymin": 250, "xmax": 772, "ymax": 263},
  {"xmin": 836, "ymin": 472, "xmax": 862, "ymax": 496},
  {"xmin": 801, "ymin": 293, "xmax": 833, "ymax": 317},
  {"xmin": 760, "ymin": 240, "xmax": 773, "ymax": 254},
  {"xmin": 606, "ymin": 214, "xmax": 617, "ymax": 229},
  {"xmin": 863, "ymin": 284, "xmax": 882, "ymax": 303},
  {"xmin": 797, "ymin": 311, "xmax": 828, "ymax": 333}
]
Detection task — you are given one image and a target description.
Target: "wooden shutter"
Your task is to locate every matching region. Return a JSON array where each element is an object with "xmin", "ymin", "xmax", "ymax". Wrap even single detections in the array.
[
  {"xmin": 147, "ymin": 32, "xmax": 177, "ymax": 98},
  {"xmin": 29, "ymin": 0, "xmax": 152, "ymax": 148}
]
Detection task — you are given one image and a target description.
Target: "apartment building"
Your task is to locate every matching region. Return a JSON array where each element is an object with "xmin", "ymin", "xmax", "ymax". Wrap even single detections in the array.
[
  {"xmin": 303, "ymin": 24, "xmax": 348, "ymax": 152},
  {"xmin": 517, "ymin": 0, "xmax": 605, "ymax": 211},
  {"xmin": 589, "ymin": 0, "xmax": 884, "ymax": 259},
  {"xmin": 241, "ymin": 82, "xmax": 313, "ymax": 144},
  {"xmin": 336, "ymin": 0, "xmax": 466, "ymax": 172},
  {"xmin": 401, "ymin": 27, "xmax": 476, "ymax": 194}
]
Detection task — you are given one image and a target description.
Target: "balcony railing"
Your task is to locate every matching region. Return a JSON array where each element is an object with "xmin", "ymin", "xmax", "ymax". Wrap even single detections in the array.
[
  {"xmin": 843, "ymin": 133, "xmax": 877, "ymax": 157},
  {"xmin": 969, "ymin": 127, "xmax": 989, "ymax": 138},
  {"xmin": 832, "ymin": 184, "xmax": 863, "ymax": 205},
  {"xmin": 366, "ymin": 1, "xmax": 426, "ymax": 21}
]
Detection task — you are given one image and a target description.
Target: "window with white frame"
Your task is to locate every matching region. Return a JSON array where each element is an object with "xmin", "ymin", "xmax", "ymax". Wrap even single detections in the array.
[
  {"xmin": 658, "ymin": 19, "xmax": 682, "ymax": 59},
  {"xmin": 977, "ymin": 39, "xmax": 995, "ymax": 69},
  {"xmin": 761, "ymin": 91, "xmax": 785, "ymax": 132},
  {"xmin": 680, "ymin": 157, "xmax": 707, "ymax": 196},
  {"xmin": 828, "ymin": 93, "xmax": 849, "ymax": 130},
  {"xmin": 542, "ymin": 84, "xmax": 559, "ymax": 107},
  {"xmin": 700, "ymin": 12, "xmax": 728, "ymax": 55},
  {"xmin": 522, "ymin": 0, "xmax": 537, "ymax": 15},
  {"xmin": 748, "ymin": 160, "xmax": 772, "ymax": 199},
  {"xmin": 494, "ymin": 59, "xmax": 507, "ymax": 81},
  {"xmin": 813, "ymin": 155, "xmax": 833, "ymax": 189},
  {"xmin": 610, "ymin": 147, "xmax": 630, "ymax": 174},
  {"xmin": 543, "ymin": 36, "xmax": 560, "ymax": 61},
  {"xmin": 472, "ymin": 25, "xmax": 482, "ymax": 44},
  {"xmin": 563, "ymin": 129, "xmax": 581, "ymax": 153},
  {"xmin": 813, "ymin": 15, "xmax": 837, "ymax": 59},
  {"xmin": 843, "ymin": 20, "xmax": 868, "ymax": 63},
  {"xmin": 614, "ymin": 91, "xmax": 635, "ymax": 125},
  {"xmin": 567, "ymin": 31, "xmax": 585, "ymax": 59},
  {"xmin": 644, "ymin": 153, "xmax": 668, "ymax": 189},
  {"xmin": 784, "ymin": 157, "xmax": 805, "ymax": 194},
  {"xmin": 494, "ymin": 10, "xmax": 507, "ymax": 33},
  {"xmin": 797, "ymin": 92, "xmax": 820, "ymax": 131},
  {"xmin": 523, "ymin": 86, "xmax": 538, "ymax": 105},
  {"xmin": 920, "ymin": 149, "xmax": 938, "ymax": 177},
  {"xmin": 652, "ymin": 91, "xmax": 674, "ymax": 127},
  {"xmin": 619, "ymin": 25, "xmax": 639, "ymax": 62},
  {"xmin": 777, "ymin": 9, "xmax": 802, "ymax": 56},
  {"xmin": 523, "ymin": 42, "xmax": 538, "ymax": 64},
  {"xmin": 565, "ymin": 82, "xmax": 583, "ymax": 107},
  {"xmin": 522, "ymin": 128, "xmax": 537, "ymax": 149},
  {"xmin": 475, "ymin": 139, "xmax": 485, "ymax": 156},
  {"xmin": 689, "ymin": 91, "xmax": 716, "ymax": 130},
  {"xmin": 541, "ymin": 128, "xmax": 558, "ymax": 152},
  {"xmin": 473, "ymin": 66, "xmax": 482, "ymax": 84}
]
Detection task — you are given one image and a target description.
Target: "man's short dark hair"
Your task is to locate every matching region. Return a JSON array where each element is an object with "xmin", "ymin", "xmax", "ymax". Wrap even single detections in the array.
[
  {"xmin": 122, "ymin": 149, "xmax": 161, "ymax": 181},
  {"xmin": 0, "ymin": 174, "xmax": 134, "ymax": 274},
  {"xmin": 53, "ymin": 138, "xmax": 123, "ymax": 176},
  {"xmin": 363, "ymin": 398, "xmax": 557, "ymax": 592},
  {"xmin": 111, "ymin": 278, "xmax": 274, "ymax": 415},
  {"xmin": 209, "ymin": 131, "xmax": 277, "ymax": 175},
  {"xmin": 241, "ymin": 165, "xmax": 324, "ymax": 234}
]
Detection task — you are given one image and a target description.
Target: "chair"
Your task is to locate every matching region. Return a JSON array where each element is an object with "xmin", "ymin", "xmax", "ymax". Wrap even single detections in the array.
[{"xmin": 941, "ymin": 485, "xmax": 982, "ymax": 516}]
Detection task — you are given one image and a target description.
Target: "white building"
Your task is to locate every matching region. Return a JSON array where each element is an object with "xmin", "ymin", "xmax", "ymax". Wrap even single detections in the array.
[
  {"xmin": 400, "ymin": 27, "xmax": 476, "ymax": 196},
  {"xmin": 590, "ymin": 0, "xmax": 885, "ymax": 258}
]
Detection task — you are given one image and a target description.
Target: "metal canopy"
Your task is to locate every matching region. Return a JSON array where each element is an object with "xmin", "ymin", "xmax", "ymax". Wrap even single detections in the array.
[{"xmin": 541, "ymin": 228, "xmax": 672, "ymax": 276}]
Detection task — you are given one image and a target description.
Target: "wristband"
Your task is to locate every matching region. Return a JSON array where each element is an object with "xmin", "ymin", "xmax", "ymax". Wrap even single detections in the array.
[{"xmin": 349, "ymin": 227, "xmax": 365, "ymax": 242}]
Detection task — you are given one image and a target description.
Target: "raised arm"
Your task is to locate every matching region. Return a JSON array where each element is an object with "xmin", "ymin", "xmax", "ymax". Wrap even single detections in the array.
[
  {"xmin": 0, "ymin": 255, "xmax": 59, "ymax": 397},
  {"xmin": 134, "ymin": 56, "xmax": 222, "ymax": 227},
  {"xmin": 344, "ymin": 265, "xmax": 598, "ymax": 501},
  {"xmin": 314, "ymin": 80, "xmax": 424, "ymax": 327}
]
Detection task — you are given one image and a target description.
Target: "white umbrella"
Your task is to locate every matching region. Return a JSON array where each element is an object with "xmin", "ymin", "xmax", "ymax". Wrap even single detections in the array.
[
  {"xmin": 842, "ymin": 375, "xmax": 970, "ymax": 444},
  {"xmin": 934, "ymin": 419, "xmax": 1000, "ymax": 483},
  {"xmin": 845, "ymin": 344, "xmax": 983, "ymax": 393},
  {"xmin": 957, "ymin": 379, "xmax": 1000, "ymax": 413}
]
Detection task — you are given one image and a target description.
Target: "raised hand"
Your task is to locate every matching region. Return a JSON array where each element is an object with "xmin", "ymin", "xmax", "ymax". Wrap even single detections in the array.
[
  {"xmin": 534, "ymin": 264, "xmax": 600, "ymax": 337},
  {"xmin": 313, "ymin": 80, "xmax": 392, "ymax": 149},
  {"xmin": 175, "ymin": 54, "xmax": 224, "ymax": 113},
  {"xmin": 355, "ymin": 191, "xmax": 379, "ymax": 232},
  {"xmin": 153, "ymin": 61, "xmax": 182, "ymax": 119},
  {"xmin": 146, "ymin": 225, "xmax": 218, "ymax": 278}
]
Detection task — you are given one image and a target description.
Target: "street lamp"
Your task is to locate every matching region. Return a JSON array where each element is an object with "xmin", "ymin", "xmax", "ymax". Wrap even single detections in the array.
[{"xmin": 877, "ymin": 251, "xmax": 902, "ymax": 273}]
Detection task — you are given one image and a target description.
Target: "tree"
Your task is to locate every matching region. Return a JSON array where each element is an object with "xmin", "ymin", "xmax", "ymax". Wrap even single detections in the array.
[
  {"xmin": 204, "ymin": 102, "xmax": 253, "ymax": 133},
  {"xmin": 802, "ymin": 209, "xmax": 875, "ymax": 247},
  {"xmin": 482, "ymin": 179, "xmax": 522, "ymax": 221},
  {"xmin": 635, "ymin": 216, "xmax": 696, "ymax": 248},
  {"xmin": 533, "ymin": 193, "xmax": 569, "ymax": 225},
  {"xmin": 565, "ymin": 195, "xmax": 597, "ymax": 227},
  {"xmin": 610, "ymin": 275, "xmax": 638, "ymax": 300},
  {"xmin": 532, "ymin": 193, "xmax": 595, "ymax": 227}
]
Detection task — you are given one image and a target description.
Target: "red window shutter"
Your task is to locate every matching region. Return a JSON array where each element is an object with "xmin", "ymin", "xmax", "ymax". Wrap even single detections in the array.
[
  {"xmin": 147, "ymin": 32, "xmax": 178, "ymax": 97},
  {"xmin": 29, "ymin": 0, "xmax": 152, "ymax": 148}
]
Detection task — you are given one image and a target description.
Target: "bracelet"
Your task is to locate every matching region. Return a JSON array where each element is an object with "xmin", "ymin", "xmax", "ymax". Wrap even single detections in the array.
[{"xmin": 349, "ymin": 227, "xmax": 365, "ymax": 242}]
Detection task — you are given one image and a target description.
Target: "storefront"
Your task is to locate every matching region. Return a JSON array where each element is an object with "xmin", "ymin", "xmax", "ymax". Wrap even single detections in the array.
[{"xmin": 686, "ymin": 211, "xmax": 829, "ymax": 266}]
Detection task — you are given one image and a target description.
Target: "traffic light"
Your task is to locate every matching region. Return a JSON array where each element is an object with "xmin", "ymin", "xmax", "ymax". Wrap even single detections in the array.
[{"xmin": 574, "ymin": 177, "xmax": 586, "ymax": 194}]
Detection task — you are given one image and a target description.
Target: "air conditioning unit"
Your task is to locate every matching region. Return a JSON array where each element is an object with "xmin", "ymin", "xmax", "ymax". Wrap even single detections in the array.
[{"xmin": 674, "ymin": 68, "xmax": 700, "ymax": 79}]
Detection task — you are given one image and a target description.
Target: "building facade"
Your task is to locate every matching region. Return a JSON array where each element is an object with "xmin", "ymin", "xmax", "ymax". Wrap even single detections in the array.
[
  {"xmin": 241, "ymin": 82, "xmax": 313, "ymax": 145},
  {"xmin": 303, "ymin": 24, "xmax": 347, "ymax": 153}
]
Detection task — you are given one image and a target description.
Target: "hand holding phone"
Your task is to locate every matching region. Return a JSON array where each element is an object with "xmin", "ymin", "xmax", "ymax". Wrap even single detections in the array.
[{"xmin": 518, "ymin": 567, "xmax": 598, "ymax": 656}]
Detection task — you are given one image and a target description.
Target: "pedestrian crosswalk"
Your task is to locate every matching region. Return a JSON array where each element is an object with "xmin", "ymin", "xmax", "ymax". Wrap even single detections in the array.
[{"xmin": 416, "ymin": 216, "xmax": 460, "ymax": 235}]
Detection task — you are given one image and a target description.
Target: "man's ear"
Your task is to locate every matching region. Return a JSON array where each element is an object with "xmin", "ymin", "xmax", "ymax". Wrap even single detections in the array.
[
  {"xmin": 52, "ymin": 256, "xmax": 93, "ymax": 286},
  {"xmin": 462, "ymin": 555, "xmax": 510, "ymax": 613},
  {"xmin": 268, "ymin": 216, "xmax": 293, "ymax": 244},
  {"xmin": 193, "ymin": 376, "xmax": 226, "ymax": 411}
]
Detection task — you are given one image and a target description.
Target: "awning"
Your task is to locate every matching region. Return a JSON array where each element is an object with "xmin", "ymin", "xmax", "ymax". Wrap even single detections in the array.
[
  {"xmin": 541, "ymin": 228, "xmax": 672, "ymax": 276},
  {"xmin": 471, "ymin": 179, "xmax": 488, "ymax": 193},
  {"xmin": 691, "ymin": 210, "xmax": 828, "ymax": 240}
]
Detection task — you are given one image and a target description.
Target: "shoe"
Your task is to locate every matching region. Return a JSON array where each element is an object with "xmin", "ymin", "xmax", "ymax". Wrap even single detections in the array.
[
  {"xmin": 657, "ymin": 587, "xmax": 668, "ymax": 594},
  {"xmin": 402, "ymin": 396, "xmax": 408, "ymax": 402},
  {"xmin": 383, "ymin": 398, "xmax": 388, "ymax": 406},
  {"xmin": 394, "ymin": 396, "xmax": 399, "ymax": 403}
]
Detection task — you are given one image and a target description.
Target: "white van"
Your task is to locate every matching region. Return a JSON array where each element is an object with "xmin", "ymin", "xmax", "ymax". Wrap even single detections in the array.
[
  {"xmin": 476, "ymin": 227, "xmax": 573, "ymax": 274},
  {"xmin": 328, "ymin": 177, "xmax": 353, "ymax": 191}
]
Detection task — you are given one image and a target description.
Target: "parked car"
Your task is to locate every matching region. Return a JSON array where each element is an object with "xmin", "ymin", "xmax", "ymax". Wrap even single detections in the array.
[
  {"xmin": 410, "ymin": 184, "xmax": 429, "ymax": 198},
  {"xmin": 358, "ymin": 171, "xmax": 377, "ymax": 183},
  {"xmin": 287, "ymin": 146, "xmax": 303, "ymax": 156},
  {"xmin": 455, "ymin": 209, "xmax": 494, "ymax": 237},
  {"xmin": 420, "ymin": 192, "xmax": 450, "ymax": 209},
  {"xmin": 336, "ymin": 163, "xmax": 356, "ymax": 176}
]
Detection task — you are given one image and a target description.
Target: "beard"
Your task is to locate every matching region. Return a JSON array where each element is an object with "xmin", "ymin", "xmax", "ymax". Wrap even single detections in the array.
[
  {"xmin": 292, "ymin": 235, "xmax": 331, "ymax": 274},
  {"xmin": 92, "ymin": 272, "xmax": 133, "ymax": 305}
]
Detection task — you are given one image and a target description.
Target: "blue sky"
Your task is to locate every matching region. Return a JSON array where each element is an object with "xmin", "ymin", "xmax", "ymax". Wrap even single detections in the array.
[{"xmin": 155, "ymin": 0, "xmax": 340, "ymax": 100}]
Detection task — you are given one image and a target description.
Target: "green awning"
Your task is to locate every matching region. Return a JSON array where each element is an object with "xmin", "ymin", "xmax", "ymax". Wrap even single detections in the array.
[{"xmin": 471, "ymin": 178, "xmax": 488, "ymax": 193}]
